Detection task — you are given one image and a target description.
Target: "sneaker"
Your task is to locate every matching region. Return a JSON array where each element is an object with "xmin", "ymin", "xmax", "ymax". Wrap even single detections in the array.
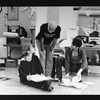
[
  {"xmin": 52, "ymin": 78, "xmax": 59, "ymax": 82},
  {"xmin": 79, "ymin": 80, "xmax": 82, "ymax": 82},
  {"xmin": 47, "ymin": 86, "xmax": 54, "ymax": 91},
  {"xmin": 46, "ymin": 80, "xmax": 52, "ymax": 85},
  {"xmin": 43, "ymin": 85, "xmax": 54, "ymax": 91}
]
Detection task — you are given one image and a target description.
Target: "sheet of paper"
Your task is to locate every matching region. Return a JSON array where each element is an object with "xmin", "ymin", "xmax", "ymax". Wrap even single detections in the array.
[
  {"xmin": 30, "ymin": 74, "xmax": 52, "ymax": 82},
  {"xmin": 59, "ymin": 78, "xmax": 88, "ymax": 89},
  {"xmin": 83, "ymin": 81, "xmax": 95, "ymax": 85},
  {"xmin": 71, "ymin": 76, "xmax": 81, "ymax": 83},
  {"xmin": 3, "ymin": 32, "xmax": 18, "ymax": 37},
  {"xmin": 60, "ymin": 78, "xmax": 71, "ymax": 86},
  {"xmin": 70, "ymin": 82, "xmax": 88, "ymax": 89}
]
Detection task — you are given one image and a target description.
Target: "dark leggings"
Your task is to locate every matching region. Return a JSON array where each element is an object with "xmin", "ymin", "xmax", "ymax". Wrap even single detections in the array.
[
  {"xmin": 56, "ymin": 56, "xmax": 88, "ymax": 79},
  {"xmin": 20, "ymin": 78, "xmax": 52, "ymax": 90}
]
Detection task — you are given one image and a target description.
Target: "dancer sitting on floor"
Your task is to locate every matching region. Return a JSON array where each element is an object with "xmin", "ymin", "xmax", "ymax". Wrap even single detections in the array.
[{"xmin": 18, "ymin": 43, "xmax": 53, "ymax": 91}]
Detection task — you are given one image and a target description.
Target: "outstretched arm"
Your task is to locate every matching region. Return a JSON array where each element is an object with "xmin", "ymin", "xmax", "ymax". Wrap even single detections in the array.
[
  {"xmin": 36, "ymin": 38, "xmax": 45, "ymax": 52},
  {"xmin": 40, "ymin": 38, "xmax": 45, "ymax": 51}
]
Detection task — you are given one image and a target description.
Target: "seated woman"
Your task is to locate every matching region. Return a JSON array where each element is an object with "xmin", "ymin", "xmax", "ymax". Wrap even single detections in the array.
[
  {"xmin": 56, "ymin": 37, "xmax": 88, "ymax": 82},
  {"xmin": 18, "ymin": 43, "xmax": 53, "ymax": 91}
]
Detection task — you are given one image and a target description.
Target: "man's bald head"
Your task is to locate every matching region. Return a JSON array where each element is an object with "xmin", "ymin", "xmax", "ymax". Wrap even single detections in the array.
[{"xmin": 48, "ymin": 20, "xmax": 57, "ymax": 32}]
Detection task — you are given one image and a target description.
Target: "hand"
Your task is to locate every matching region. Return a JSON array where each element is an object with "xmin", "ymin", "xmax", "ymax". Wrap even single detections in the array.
[
  {"xmin": 77, "ymin": 69, "xmax": 83, "ymax": 75},
  {"xmin": 50, "ymin": 47, "xmax": 53, "ymax": 51},
  {"xmin": 71, "ymin": 73, "xmax": 82, "ymax": 83},
  {"xmin": 40, "ymin": 50, "xmax": 46, "ymax": 55},
  {"xmin": 76, "ymin": 72, "xmax": 81, "ymax": 76},
  {"xmin": 41, "ymin": 73, "xmax": 44, "ymax": 76},
  {"xmin": 59, "ymin": 53, "xmax": 65, "ymax": 58},
  {"xmin": 76, "ymin": 68, "xmax": 82, "ymax": 78},
  {"xmin": 26, "ymin": 75, "xmax": 31, "ymax": 81},
  {"xmin": 76, "ymin": 72, "xmax": 82, "ymax": 82}
]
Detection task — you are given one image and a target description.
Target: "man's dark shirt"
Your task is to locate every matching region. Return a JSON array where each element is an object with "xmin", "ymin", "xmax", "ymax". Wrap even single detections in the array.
[
  {"xmin": 18, "ymin": 54, "xmax": 43, "ymax": 82},
  {"xmin": 36, "ymin": 23, "xmax": 61, "ymax": 45}
]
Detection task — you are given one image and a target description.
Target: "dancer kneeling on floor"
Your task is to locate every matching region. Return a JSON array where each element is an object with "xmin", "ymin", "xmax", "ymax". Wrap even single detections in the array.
[
  {"xmin": 56, "ymin": 37, "xmax": 88, "ymax": 82},
  {"xmin": 18, "ymin": 43, "xmax": 53, "ymax": 91}
]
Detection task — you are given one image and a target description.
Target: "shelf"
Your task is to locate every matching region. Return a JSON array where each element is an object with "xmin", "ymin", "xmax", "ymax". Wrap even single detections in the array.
[
  {"xmin": 82, "ymin": 47, "xmax": 100, "ymax": 50},
  {"xmin": 88, "ymin": 62, "xmax": 100, "ymax": 66},
  {"xmin": 3, "ymin": 44, "xmax": 22, "ymax": 47},
  {"xmin": 2, "ymin": 44, "xmax": 22, "ymax": 61},
  {"xmin": 1, "ymin": 57, "xmax": 19, "ymax": 67},
  {"xmin": 1, "ymin": 57, "xmax": 19, "ymax": 60}
]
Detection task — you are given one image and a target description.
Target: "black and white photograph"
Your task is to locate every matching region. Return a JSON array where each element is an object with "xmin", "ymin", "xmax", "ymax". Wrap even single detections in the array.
[{"xmin": 0, "ymin": 6, "xmax": 100, "ymax": 95}]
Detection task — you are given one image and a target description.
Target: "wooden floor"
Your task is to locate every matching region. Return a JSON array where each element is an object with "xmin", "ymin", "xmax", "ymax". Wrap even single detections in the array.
[{"xmin": 0, "ymin": 66, "xmax": 100, "ymax": 95}]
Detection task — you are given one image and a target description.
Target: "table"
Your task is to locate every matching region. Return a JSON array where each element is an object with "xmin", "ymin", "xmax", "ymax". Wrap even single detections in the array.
[
  {"xmin": 3, "ymin": 44, "xmax": 22, "ymax": 58},
  {"xmin": 82, "ymin": 47, "xmax": 100, "ymax": 65}
]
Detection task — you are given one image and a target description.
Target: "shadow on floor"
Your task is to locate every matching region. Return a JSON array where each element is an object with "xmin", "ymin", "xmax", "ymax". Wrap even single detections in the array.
[{"xmin": 0, "ymin": 77, "xmax": 11, "ymax": 82}]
